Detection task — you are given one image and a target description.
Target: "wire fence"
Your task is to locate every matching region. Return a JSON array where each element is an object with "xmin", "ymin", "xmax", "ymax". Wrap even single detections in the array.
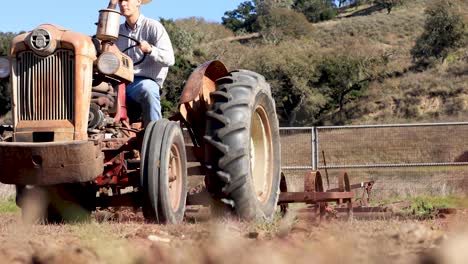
[{"xmin": 280, "ymin": 122, "xmax": 468, "ymax": 198}]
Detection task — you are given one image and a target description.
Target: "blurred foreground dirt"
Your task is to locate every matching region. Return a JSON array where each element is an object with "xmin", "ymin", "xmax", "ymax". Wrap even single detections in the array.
[{"xmin": 0, "ymin": 208, "xmax": 467, "ymax": 264}]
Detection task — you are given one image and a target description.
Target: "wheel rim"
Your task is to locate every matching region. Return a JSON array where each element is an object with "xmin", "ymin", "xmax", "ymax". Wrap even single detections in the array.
[
  {"xmin": 168, "ymin": 143, "xmax": 183, "ymax": 211},
  {"xmin": 250, "ymin": 105, "xmax": 273, "ymax": 204}
]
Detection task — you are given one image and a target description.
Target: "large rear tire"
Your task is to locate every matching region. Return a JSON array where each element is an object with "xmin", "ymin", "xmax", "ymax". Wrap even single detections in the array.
[
  {"xmin": 204, "ymin": 70, "xmax": 281, "ymax": 220},
  {"xmin": 140, "ymin": 119, "xmax": 187, "ymax": 223}
]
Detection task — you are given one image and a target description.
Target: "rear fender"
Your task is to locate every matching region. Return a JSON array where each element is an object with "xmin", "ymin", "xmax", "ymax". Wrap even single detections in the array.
[
  {"xmin": 178, "ymin": 60, "xmax": 228, "ymax": 122},
  {"xmin": 177, "ymin": 60, "xmax": 228, "ymax": 144}
]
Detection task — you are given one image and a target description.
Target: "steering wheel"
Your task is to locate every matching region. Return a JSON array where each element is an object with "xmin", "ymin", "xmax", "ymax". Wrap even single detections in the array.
[{"xmin": 119, "ymin": 34, "xmax": 147, "ymax": 66}]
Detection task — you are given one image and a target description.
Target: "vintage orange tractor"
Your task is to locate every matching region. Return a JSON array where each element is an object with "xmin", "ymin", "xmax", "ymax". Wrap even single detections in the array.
[{"xmin": 0, "ymin": 0, "xmax": 281, "ymax": 223}]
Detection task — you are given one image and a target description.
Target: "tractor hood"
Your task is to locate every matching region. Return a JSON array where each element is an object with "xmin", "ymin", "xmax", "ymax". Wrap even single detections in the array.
[{"xmin": 11, "ymin": 24, "xmax": 97, "ymax": 60}]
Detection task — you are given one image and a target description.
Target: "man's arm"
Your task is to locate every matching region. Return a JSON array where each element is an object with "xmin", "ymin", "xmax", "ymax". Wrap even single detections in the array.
[{"xmin": 143, "ymin": 20, "xmax": 175, "ymax": 67}]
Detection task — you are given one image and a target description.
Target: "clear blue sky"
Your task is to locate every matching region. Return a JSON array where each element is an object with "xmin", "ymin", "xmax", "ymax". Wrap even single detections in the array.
[{"xmin": 0, "ymin": 1, "xmax": 245, "ymax": 35}]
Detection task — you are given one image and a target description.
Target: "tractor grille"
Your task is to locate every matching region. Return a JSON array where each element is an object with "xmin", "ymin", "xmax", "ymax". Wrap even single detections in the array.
[{"xmin": 16, "ymin": 50, "xmax": 75, "ymax": 121}]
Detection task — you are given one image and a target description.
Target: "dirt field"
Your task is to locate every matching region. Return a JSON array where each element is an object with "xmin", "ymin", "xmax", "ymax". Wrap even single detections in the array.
[
  {"xmin": 2, "ymin": 125, "xmax": 467, "ymax": 263},
  {"xmin": 0, "ymin": 208, "xmax": 467, "ymax": 264}
]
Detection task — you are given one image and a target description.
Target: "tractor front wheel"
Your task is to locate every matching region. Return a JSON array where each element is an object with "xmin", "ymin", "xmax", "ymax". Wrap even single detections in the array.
[{"xmin": 140, "ymin": 119, "xmax": 187, "ymax": 224}]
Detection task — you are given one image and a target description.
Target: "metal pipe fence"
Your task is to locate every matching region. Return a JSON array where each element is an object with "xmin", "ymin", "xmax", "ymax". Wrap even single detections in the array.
[{"xmin": 280, "ymin": 122, "xmax": 468, "ymax": 197}]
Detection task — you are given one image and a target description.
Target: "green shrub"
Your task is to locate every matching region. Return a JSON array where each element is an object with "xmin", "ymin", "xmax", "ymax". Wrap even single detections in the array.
[
  {"xmin": 410, "ymin": 195, "xmax": 468, "ymax": 218},
  {"xmin": 293, "ymin": 0, "xmax": 338, "ymax": 23},
  {"xmin": 256, "ymin": 8, "xmax": 313, "ymax": 43},
  {"xmin": 411, "ymin": 0, "xmax": 466, "ymax": 64},
  {"xmin": 161, "ymin": 19, "xmax": 195, "ymax": 60}
]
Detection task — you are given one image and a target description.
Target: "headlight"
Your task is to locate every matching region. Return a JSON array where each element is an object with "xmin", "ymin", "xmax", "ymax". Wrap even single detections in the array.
[
  {"xmin": 97, "ymin": 52, "xmax": 120, "ymax": 75},
  {"xmin": 0, "ymin": 57, "xmax": 10, "ymax": 79}
]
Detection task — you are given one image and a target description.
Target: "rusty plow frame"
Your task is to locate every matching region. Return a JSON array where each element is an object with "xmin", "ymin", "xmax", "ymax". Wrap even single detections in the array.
[{"xmin": 278, "ymin": 170, "xmax": 378, "ymax": 220}]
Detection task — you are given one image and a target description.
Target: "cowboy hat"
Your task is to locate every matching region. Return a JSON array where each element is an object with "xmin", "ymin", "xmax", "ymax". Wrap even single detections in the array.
[{"xmin": 141, "ymin": 0, "xmax": 152, "ymax": 4}]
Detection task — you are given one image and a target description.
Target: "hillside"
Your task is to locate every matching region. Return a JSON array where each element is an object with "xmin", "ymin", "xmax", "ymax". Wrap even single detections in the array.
[
  {"xmin": 314, "ymin": 1, "xmax": 468, "ymax": 124},
  {"xmin": 171, "ymin": 0, "xmax": 467, "ymax": 126}
]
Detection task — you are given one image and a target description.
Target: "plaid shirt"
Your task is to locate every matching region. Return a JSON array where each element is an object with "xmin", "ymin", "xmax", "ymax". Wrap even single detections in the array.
[{"xmin": 116, "ymin": 14, "xmax": 175, "ymax": 87}]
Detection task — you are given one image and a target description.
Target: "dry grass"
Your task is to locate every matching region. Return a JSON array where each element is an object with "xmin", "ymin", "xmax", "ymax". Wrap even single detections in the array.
[{"xmin": 351, "ymin": 58, "xmax": 468, "ymax": 124}]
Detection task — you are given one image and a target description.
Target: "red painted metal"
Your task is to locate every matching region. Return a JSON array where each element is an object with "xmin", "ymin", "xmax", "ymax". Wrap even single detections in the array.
[{"xmin": 113, "ymin": 83, "xmax": 129, "ymax": 123}]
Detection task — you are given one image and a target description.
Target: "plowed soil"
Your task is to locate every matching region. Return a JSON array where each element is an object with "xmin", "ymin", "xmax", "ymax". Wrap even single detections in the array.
[{"xmin": 0, "ymin": 208, "xmax": 467, "ymax": 264}]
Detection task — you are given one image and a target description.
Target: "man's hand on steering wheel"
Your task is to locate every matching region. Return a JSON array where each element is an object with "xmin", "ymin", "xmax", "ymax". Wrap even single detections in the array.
[
  {"xmin": 119, "ymin": 34, "xmax": 148, "ymax": 66},
  {"xmin": 139, "ymin": 41, "xmax": 152, "ymax": 55}
]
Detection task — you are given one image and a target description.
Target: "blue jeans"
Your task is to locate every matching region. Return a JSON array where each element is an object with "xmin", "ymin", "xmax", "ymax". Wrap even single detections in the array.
[{"xmin": 126, "ymin": 77, "xmax": 162, "ymax": 125}]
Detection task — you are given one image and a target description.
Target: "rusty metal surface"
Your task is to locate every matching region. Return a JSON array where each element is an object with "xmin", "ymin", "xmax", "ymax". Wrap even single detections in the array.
[
  {"xmin": 278, "ymin": 191, "xmax": 354, "ymax": 203},
  {"xmin": 179, "ymin": 60, "xmax": 228, "ymax": 105},
  {"xmin": 334, "ymin": 207, "xmax": 387, "ymax": 213},
  {"xmin": 10, "ymin": 24, "xmax": 97, "ymax": 141},
  {"xmin": 327, "ymin": 180, "xmax": 374, "ymax": 206},
  {"xmin": 178, "ymin": 61, "xmax": 228, "ymax": 144},
  {"xmin": 96, "ymin": 8, "xmax": 121, "ymax": 42},
  {"xmin": 279, "ymin": 170, "xmax": 354, "ymax": 220},
  {"xmin": 0, "ymin": 140, "xmax": 103, "ymax": 185},
  {"xmin": 98, "ymin": 137, "xmax": 132, "ymax": 151},
  {"xmin": 14, "ymin": 120, "xmax": 75, "ymax": 142},
  {"xmin": 97, "ymin": 45, "xmax": 134, "ymax": 82},
  {"xmin": 338, "ymin": 172, "xmax": 351, "ymax": 192},
  {"xmin": 16, "ymin": 50, "xmax": 75, "ymax": 122},
  {"xmin": 327, "ymin": 181, "xmax": 375, "ymax": 192},
  {"xmin": 304, "ymin": 170, "xmax": 324, "ymax": 192}
]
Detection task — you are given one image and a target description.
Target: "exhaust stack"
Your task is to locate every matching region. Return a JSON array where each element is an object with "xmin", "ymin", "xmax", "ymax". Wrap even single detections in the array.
[{"xmin": 96, "ymin": 0, "xmax": 121, "ymax": 42}]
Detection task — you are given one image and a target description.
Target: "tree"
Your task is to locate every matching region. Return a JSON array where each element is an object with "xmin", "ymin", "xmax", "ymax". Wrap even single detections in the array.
[
  {"xmin": 374, "ymin": 0, "xmax": 404, "ymax": 14},
  {"xmin": 293, "ymin": 0, "xmax": 338, "ymax": 23},
  {"xmin": 255, "ymin": 0, "xmax": 294, "ymax": 11},
  {"xmin": 314, "ymin": 55, "xmax": 367, "ymax": 124},
  {"xmin": 411, "ymin": 0, "xmax": 466, "ymax": 64},
  {"xmin": 222, "ymin": 1, "xmax": 258, "ymax": 33}
]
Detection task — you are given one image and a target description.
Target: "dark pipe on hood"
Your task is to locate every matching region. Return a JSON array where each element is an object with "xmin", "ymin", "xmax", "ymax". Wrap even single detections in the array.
[{"xmin": 107, "ymin": 0, "xmax": 118, "ymax": 9}]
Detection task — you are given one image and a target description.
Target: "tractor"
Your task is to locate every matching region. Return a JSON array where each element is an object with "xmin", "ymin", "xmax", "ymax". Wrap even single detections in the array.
[{"xmin": 0, "ymin": 0, "xmax": 281, "ymax": 223}]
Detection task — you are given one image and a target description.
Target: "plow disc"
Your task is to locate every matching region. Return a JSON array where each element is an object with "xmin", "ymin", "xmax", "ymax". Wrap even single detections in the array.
[{"xmin": 278, "ymin": 170, "xmax": 354, "ymax": 220}]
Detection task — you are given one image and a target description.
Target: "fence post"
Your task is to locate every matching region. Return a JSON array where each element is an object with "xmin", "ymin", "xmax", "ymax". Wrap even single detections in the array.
[{"xmin": 312, "ymin": 127, "xmax": 318, "ymax": 171}]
